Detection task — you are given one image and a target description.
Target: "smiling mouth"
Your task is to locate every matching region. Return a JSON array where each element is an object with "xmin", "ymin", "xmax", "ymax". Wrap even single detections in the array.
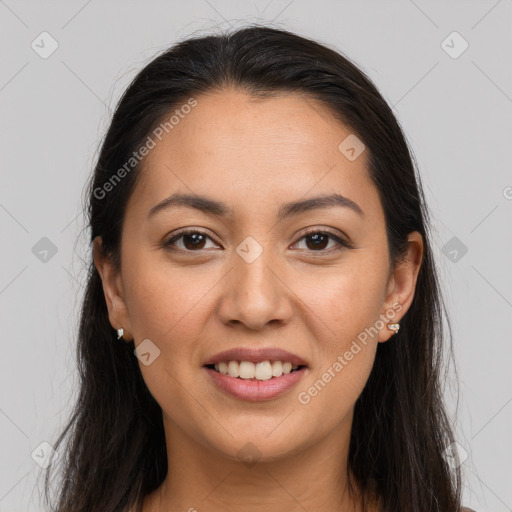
[{"xmin": 205, "ymin": 360, "xmax": 306, "ymax": 381}]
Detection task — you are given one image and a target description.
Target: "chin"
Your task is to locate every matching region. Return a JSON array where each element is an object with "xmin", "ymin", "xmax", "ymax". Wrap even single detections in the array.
[{"xmin": 200, "ymin": 424, "xmax": 316, "ymax": 464}]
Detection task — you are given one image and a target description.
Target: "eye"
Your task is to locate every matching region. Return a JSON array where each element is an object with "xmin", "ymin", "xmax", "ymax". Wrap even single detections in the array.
[
  {"xmin": 292, "ymin": 230, "xmax": 350, "ymax": 253},
  {"xmin": 163, "ymin": 228, "xmax": 351, "ymax": 253},
  {"xmin": 163, "ymin": 229, "xmax": 220, "ymax": 251}
]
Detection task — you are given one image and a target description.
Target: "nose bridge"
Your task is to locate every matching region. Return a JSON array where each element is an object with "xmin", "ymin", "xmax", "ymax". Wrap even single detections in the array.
[
  {"xmin": 235, "ymin": 235, "xmax": 275, "ymax": 293},
  {"xmin": 218, "ymin": 234, "xmax": 292, "ymax": 329}
]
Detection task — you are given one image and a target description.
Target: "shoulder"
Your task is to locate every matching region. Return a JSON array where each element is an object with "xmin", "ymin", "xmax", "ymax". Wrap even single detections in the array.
[{"xmin": 462, "ymin": 508, "xmax": 477, "ymax": 512}]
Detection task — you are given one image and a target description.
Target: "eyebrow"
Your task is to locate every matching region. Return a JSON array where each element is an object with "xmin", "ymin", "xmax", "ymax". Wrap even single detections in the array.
[{"xmin": 147, "ymin": 192, "xmax": 364, "ymax": 220}]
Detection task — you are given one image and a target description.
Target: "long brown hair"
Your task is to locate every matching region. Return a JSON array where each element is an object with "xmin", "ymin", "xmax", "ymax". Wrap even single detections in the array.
[{"xmin": 44, "ymin": 25, "xmax": 462, "ymax": 512}]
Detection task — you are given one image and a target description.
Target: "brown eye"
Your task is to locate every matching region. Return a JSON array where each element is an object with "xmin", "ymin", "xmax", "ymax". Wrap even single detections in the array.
[
  {"xmin": 293, "ymin": 230, "xmax": 349, "ymax": 253},
  {"xmin": 304, "ymin": 232, "xmax": 329, "ymax": 250},
  {"xmin": 163, "ymin": 230, "xmax": 219, "ymax": 251}
]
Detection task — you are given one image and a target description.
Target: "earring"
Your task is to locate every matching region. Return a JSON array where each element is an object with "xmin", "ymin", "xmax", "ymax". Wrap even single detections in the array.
[
  {"xmin": 117, "ymin": 327, "xmax": 124, "ymax": 340},
  {"xmin": 387, "ymin": 322, "xmax": 400, "ymax": 335}
]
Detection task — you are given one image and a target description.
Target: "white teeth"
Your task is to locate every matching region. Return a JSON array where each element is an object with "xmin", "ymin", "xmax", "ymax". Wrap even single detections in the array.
[
  {"xmin": 255, "ymin": 361, "xmax": 273, "ymax": 380},
  {"xmin": 212, "ymin": 360, "xmax": 302, "ymax": 380},
  {"xmin": 271, "ymin": 361, "xmax": 283, "ymax": 377},
  {"xmin": 239, "ymin": 361, "xmax": 255, "ymax": 379},
  {"xmin": 227, "ymin": 360, "xmax": 239, "ymax": 378}
]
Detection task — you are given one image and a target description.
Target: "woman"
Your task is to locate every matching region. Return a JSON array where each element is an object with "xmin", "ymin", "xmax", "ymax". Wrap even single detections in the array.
[{"xmin": 44, "ymin": 25, "xmax": 471, "ymax": 511}]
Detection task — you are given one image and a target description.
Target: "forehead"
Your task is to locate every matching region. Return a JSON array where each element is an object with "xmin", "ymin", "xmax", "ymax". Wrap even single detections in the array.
[{"xmin": 128, "ymin": 88, "xmax": 382, "ymax": 221}]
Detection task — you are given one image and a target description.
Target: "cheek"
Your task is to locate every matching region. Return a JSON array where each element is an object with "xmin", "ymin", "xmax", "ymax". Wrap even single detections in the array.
[
  {"xmin": 299, "ymin": 342, "xmax": 377, "ymax": 429},
  {"xmin": 298, "ymin": 275, "xmax": 381, "ymax": 416},
  {"xmin": 304, "ymin": 265, "xmax": 387, "ymax": 352},
  {"xmin": 122, "ymin": 258, "xmax": 217, "ymax": 431},
  {"xmin": 122, "ymin": 253, "xmax": 223, "ymax": 397},
  {"xmin": 296, "ymin": 250, "xmax": 390, "ymax": 420},
  {"xmin": 123, "ymin": 253, "xmax": 218, "ymax": 345},
  {"xmin": 296, "ymin": 261, "xmax": 386, "ymax": 410}
]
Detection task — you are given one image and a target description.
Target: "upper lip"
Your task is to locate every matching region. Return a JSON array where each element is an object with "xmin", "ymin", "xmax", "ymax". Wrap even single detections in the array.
[{"xmin": 203, "ymin": 347, "xmax": 308, "ymax": 367}]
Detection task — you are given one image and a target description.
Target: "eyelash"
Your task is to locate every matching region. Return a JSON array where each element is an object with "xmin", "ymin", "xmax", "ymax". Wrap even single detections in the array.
[{"xmin": 162, "ymin": 228, "xmax": 351, "ymax": 254}]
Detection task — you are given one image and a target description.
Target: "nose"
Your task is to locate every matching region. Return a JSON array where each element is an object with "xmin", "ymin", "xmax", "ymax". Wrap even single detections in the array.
[{"xmin": 217, "ymin": 245, "xmax": 294, "ymax": 331}]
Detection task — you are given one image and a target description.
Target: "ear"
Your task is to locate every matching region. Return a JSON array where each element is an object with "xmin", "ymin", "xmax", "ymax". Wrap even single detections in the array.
[
  {"xmin": 378, "ymin": 231, "xmax": 423, "ymax": 343},
  {"xmin": 93, "ymin": 236, "xmax": 133, "ymax": 342}
]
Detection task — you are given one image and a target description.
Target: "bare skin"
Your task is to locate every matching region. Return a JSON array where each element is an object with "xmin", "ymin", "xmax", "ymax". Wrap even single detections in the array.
[{"xmin": 94, "ymin": 88, "xmax": 423, "ymax": 512}]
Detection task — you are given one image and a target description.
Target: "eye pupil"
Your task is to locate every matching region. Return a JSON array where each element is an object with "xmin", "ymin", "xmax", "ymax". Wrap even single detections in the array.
[
  {"xmin": 184, "ymin": 233, "xmax": 206, "ymax": 250},
  {"xmin": 306, "ymin": 233, "xmax": 329, "ymax": 250}
]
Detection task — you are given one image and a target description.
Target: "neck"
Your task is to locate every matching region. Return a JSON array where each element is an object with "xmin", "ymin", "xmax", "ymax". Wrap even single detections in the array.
[{"xmin": 144, "ymin": 411, "xmax": 367, "ymax": 512}]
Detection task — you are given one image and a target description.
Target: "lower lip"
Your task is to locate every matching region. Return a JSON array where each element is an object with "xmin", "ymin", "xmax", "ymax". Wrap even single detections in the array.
[{"xmin": 204, "ymin": 367, "xmax": 307, "ymax": 401}]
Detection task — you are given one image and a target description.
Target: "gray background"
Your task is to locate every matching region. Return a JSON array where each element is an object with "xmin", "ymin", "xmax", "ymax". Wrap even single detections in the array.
[{"xmin": 0, "ymin": 1, "xmax": 511, "ymax": 510}]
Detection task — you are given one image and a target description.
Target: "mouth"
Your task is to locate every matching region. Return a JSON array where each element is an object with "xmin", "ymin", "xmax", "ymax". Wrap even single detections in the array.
[
  {"xmin": 204, "ymin": 360, "xmax": 307, "ymax": 381},
  {"xmin": 203, "ymin": 347, "xmax": 308, "ymax": 401},
  {"xmin": 202, "ymin": 348, "xmax": 309, "ymax": 401}
]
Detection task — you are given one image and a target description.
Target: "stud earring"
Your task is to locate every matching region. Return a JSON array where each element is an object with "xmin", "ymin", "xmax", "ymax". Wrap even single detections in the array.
[
  {"xmin": 387, "ymin": 322, "xmax": 400, "ymax": 335},
  {"xmin": 117, "ymin": 327, "xmax": 124, "ymax": 340}
]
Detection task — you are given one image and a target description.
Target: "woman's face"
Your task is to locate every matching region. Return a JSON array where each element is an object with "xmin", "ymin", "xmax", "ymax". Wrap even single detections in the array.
[{"xmin": 95, "ymin": 89, "xmax": 422, "ymax": 463}]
